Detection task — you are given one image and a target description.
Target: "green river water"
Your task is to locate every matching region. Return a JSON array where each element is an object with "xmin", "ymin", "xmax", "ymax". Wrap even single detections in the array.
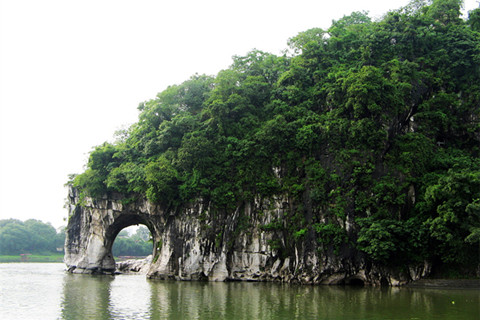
[{"xmin": 0, "ymin": 263, "xmax": 478, "ymax": 319}]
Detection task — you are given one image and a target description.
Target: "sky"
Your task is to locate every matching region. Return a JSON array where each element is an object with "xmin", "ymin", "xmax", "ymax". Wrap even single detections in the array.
[{"xmin": 1, "ymin": 0, "xmax": 478, "ymax": 229}]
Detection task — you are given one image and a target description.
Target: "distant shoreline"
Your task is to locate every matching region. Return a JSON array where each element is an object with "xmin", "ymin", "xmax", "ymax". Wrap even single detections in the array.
[
  {"xmin": 406, "ymin": 279, "xmax": 480, "ymax": 289},
  {"xmin": 0, "ymin": 254, "xmax": 144, "ymax": 264},
  {"xmin": 0, "ymin": 254, "xmax": 64, "ymax": 263}
]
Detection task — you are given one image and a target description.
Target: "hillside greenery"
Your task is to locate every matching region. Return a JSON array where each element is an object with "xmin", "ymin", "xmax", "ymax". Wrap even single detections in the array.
[{"xmin": 71, "ymin": 0, "xmax": 480, "ymax": 273}]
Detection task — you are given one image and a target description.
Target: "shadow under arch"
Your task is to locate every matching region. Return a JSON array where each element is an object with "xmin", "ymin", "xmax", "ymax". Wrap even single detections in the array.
[{"xmin": 338, "ymin": 276, "xmax": 365, "ymax": 287}]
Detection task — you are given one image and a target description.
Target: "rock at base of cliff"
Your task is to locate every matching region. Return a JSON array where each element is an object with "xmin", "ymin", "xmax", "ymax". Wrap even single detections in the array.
[{"xmin": 115, "ymin": 255, "xmax": 152, "ymax": 274}]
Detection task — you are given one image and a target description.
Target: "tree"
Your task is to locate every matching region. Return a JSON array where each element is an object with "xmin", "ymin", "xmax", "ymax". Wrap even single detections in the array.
[
  {"xmin": 145, "ymin": 155, "xmax": 179, "ymax": 205},
  {"xmin": 132, "ymin": 226, "xmax": 150, "ymax": 242},
  {"xmin": 112, "ymin": 227, "xmax": 152, "ymax": 256},
  {"xmin": 422, "ymin": 162, "xmax": 480, "ymax": 264},
  {"xmin": 0, "ymin": 222, "xmax": 30, "ymax": 254},
  {"xmin": 24, "ymin": 219, "xmax": 57, "ymax": 253},
  {"xmin": 0, "ymin": 219, "xmax": 65, "ymax": 254},
  {"xmin": 469, "ymin": 8, "xmax": 480, "ymax": 31}
]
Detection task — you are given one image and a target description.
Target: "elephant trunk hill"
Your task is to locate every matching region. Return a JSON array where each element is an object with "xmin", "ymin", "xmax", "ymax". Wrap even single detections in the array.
[
  {"xmin": 65, "ymin": 1, "xmax": 480, "ymax": 285},
  {"xmin": 66, "ymin": 186, "xmax": 429, "ymax": 285}
]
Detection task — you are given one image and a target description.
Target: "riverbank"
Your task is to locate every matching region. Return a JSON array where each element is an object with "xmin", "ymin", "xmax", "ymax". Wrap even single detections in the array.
[
  {"xmin": 2, "ymin": 254, "xmax": 478, "ymax": 289},
  {"xmin": 0, "ymin": 254, "xmax": 64, "ymax": 263},
  {"xmin": 407, "ymin": 279, "xmax": 480, "ymax": 289}
]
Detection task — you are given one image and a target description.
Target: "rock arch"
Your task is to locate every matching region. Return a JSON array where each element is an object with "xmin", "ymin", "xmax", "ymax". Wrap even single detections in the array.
[
  {"xmin": 64, "ymin": 186, "xmax": 424, "ymax": 285},
  {"xmin": 63, "ymin": 186, "xmax": 293, "ymax": 280},
  {"xmin": 64, "ymin": 188, "xmax": 161, "ymax": 274},
  {"xmin": 106, "ymin": 213, "xmax": 155, "ymax": 255}
]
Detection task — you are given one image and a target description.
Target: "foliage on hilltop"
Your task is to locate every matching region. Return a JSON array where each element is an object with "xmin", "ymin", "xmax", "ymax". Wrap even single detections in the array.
[{"xmin": 71, "ymin": 0, "xmax": 480, "ymax": 273}]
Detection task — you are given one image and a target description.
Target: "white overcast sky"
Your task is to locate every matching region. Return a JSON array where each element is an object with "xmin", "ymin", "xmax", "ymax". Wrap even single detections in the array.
[{"xmin": 1, "ymin": 0, "xmax": 478, "ymax": 229}]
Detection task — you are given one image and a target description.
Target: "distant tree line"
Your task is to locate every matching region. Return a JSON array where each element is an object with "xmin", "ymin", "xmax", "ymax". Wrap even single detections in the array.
[
  {"xmin": 112, "ymin": 226, "xmax": 152, "ymax": 256},
  {"xmin": 0, "ymin": 219, "xmax": 65, "ymax": 255},
  {"xmin": 0, "ymin": 219, "xmax": 152, "ymax": 257}
]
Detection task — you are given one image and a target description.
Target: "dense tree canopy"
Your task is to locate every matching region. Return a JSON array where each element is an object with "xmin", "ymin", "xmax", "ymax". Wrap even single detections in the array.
[
  {"xmin": 0, "ymin": 219, "xmax": 65, "ymax": 255},
  {"xmin": 71, "ymin": 0, "xmax": 480, "ymax": 273}
]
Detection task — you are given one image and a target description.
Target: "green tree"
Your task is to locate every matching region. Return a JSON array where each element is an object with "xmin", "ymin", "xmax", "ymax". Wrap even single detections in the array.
[
  {"xmin": 469, "ymin": 8, "xmax": 480, "ymax": 31},
  {"xmin": 0, "ymin": 222, "xmax": 30, "ymax": 254},
  {"xmin": 132, "ymin": 226, "xmax": 151, "ymax": 242},
  {"xmin": 112, "ymin": 227, "xmax": 152, "ymax": 256},
  {"xmin": 24, "ymin": 219, "xmax": 57, "ymax": 253},
  {"xmin": 145, "ymin": 155, "xmax": 179, "ymax": 205},
  {"xmin": 0, "ymin": 219, "xmax": 65, "ymax": 254},
  {"xmin": 421, "ymin": 162, "xmax": 480, "ymax": 264}
]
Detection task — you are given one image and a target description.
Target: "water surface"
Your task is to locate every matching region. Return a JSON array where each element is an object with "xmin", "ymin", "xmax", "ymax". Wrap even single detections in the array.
[{"xmin": 0, "ymin": 263, "xmax": 478, "ymax": 319}]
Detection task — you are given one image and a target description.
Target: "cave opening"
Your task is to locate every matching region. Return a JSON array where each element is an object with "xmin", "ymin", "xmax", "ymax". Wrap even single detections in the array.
[
  {"xmin": 112, "ymin": 225, "xmax": 153, "ymax": 259},
  {"xmin": 105, "ymin": 214, "xmax": 157, "ymax": 270}
]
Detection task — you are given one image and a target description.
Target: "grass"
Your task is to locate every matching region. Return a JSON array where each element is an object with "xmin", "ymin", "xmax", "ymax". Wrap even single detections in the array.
[{"xmin": 0, "ymin": 254, "xmax": 64, "ymax": 263}]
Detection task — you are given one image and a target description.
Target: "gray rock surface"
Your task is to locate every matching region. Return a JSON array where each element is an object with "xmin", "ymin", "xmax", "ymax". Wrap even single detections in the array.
[
  {"xmin": 116, "ymin": 256, "xmax": 152, "ymax": 274},
  {"xmin": 64, "ymin": 186, "xmax": 428, "ymax": 285}
]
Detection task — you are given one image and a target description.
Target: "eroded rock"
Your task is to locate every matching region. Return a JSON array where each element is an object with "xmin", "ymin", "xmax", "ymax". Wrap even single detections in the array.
[{"xmin": 64, "ymin": 186, "xmax": 427, "ymax": 285}]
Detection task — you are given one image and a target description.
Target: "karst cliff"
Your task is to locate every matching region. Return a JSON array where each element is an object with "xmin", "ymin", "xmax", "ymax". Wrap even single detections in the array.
[{"xmin": 65, "ymin": 186, "xmax": 431, "ymax": 286}]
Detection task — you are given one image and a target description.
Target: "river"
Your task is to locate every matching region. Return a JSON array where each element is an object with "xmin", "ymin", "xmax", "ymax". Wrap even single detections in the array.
[{"xmin": 0, "ymin": 263, "xmax": 478, "ymax": 319}]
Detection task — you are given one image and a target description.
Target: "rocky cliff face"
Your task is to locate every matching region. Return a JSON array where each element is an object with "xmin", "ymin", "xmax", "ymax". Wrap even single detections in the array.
[{"xmin": 65, "ymin": 186, "xmax": 429, "ymax": 285}]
